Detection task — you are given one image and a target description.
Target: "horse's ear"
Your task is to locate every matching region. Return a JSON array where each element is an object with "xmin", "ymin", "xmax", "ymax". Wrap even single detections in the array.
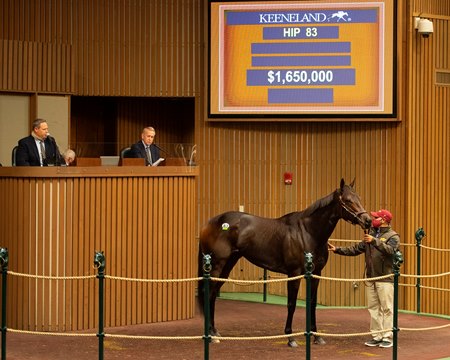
[
  {"xmin": 350, "ymin": 178, "xmax": 356, "ymax": 188},
  {"xmin": 340, "ymin": 178, "xmax": 345, "ymax": 190}
]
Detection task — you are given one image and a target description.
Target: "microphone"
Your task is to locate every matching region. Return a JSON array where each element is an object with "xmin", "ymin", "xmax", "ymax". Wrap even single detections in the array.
[
  {"xmin": 175, "ymin": 144, "xmax": 186, "ymax": 164},
  {"xmin": 46, "ymin": 133, "xmax": 62, "ymax": 166},
  {"xmin": 153, "ymin": 143, "xmax": 174, "ymax": 157},
  {"xmin": 188, "ymin": 145, "xmax": 197, "ymax": 166}
]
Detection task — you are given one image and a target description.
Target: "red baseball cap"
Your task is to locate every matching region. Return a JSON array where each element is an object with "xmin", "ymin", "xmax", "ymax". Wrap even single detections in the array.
[{"xmin": 370, "ymin": 209, "xmax": 393, "ymax": 223}]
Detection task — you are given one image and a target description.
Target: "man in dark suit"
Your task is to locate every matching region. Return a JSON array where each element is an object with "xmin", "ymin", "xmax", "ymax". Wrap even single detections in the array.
[
  {"xmin": 16, "ymin": 118, "xmax": 62, "ymax": 166},
  {"xmin": 130, "ymin": 126, "xmax": 161, "ymax": 166}
]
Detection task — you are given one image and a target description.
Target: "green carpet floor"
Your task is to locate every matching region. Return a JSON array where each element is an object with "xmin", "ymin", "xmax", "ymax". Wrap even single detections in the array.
[{"xmin": 218, "ymin": 292, "xmax": 450, "ymax": 320}]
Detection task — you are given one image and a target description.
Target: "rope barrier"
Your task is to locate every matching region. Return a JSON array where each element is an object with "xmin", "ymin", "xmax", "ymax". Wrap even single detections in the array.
[
  {"xmin": 211, "ymin": 333, "xmax": 301, "ymax": 341},
  {"xmin": 400, "ymin": 323, "xmax": 450, "ymax": 331},
  {"xmin": 313, "ymin": 274, "xmax": 392, "ymax": 282},
  {"xmin": 311, "ymin": 323, "xmax": 450, "ymax": 337},
  {"xmin": 211, "ymin": 274, "xmax": 304, "ymax": 284},
  {"xmin": 8, "ymin": 328, "xmax": 95, "ymax": 337},
  {"xmin": 420, "ymin": 244, "xmax": 450, "ymax": 252},
  {"xmin": 329, "ymin": 238, "xmax": 416, "ymax": 247},
  {"xmin": 107, "ymin": 333, "xmax": 203, "ymax": 340},
  {"xmin": 416, "ymin": 285, "xmax": 450, "ymax": 292},
  {"xmin": 312, "ymin": 330, "xmax": 380, "ymax": 338},
  {"xmin": 7, "ymin": 271, "xmax": 96, "ymax": 280},
  {"xmin": 328, "ymin": 238, "xmax": 359, "ymax": 243},
  {"xmin": 6, "ymin": 270, "xmax": 450, "ymax": 285},
  {"xmin": 399, "ymin": 243, "xmax": 416, "ymax": 247},
  {"xmin": 399, "ymin": 283, "xmax": 416, "ymax": 288},
  {"xmin": 8, "ymin": 321, "xmax": 450, "ymax": 342},
  {"xmin": 104, "ymin": 275, "xmax": 202, "ymax": 283},
  {"xmin": 401, "ymin": 271, "xmax": 450, "ymax": 279},
  {"xmin": 329, "ymin": 238, "xmax": 450, "ymax": 250},
  {"xmin": 399, "ymin": 283, "xmax": 450, "ymax": 292}
]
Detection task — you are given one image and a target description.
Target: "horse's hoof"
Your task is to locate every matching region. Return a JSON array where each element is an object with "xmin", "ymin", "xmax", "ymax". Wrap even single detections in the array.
[
  {"xmin": 210, "ymin": 329, "xmax": 221, "ymax": 343},
  {"xmin": 314, "ymin": 336, "xmax": 326, "ymax": 345},
  {"xmin": 287, "ymin": 340, "xmax": 298, "ymax": 347}
]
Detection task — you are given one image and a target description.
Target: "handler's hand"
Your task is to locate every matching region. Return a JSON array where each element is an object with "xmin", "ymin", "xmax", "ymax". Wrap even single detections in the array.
[
  {"xmin": 327, "ymin": 242, "xmax": 336, "ymax": 252},
  {"xmin": 363, "ymin": 234, "xmax": 374, "ymax": 243}
]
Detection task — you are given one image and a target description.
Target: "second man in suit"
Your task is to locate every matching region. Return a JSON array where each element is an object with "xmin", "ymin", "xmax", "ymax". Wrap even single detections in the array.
[{"xmin": 130, "ymin": 126, "xmax": 161, "ymax": 166}]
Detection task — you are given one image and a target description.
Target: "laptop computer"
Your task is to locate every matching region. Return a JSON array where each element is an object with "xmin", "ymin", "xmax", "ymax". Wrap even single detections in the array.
[{"xmin": 100, "ymin": 156, "xmax": 120, "ymax": 166}]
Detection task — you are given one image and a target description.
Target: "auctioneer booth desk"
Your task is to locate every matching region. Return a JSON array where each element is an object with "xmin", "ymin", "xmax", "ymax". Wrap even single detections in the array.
[{"xmin": 0, "ymin": 165, "xmax": 198, "ymax": 331}]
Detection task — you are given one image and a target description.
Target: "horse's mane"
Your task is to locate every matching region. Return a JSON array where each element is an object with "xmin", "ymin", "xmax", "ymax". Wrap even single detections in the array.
[
  {"xmin": 299, "ymin": 189, "xmax": 337, "ymax": 217},
  {"xmin": 279, "ymin": 190, "xmax": 337, "ymax": 223}
]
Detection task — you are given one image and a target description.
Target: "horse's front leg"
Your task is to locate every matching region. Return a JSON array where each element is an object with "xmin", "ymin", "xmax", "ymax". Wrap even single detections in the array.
[
  {"xmin": 311, "ymin": 277, "xmax": 326, "ymax": 345},
  {"xmin": 284, "ymin": 278, "xmax": 300, "ymax": 347}
]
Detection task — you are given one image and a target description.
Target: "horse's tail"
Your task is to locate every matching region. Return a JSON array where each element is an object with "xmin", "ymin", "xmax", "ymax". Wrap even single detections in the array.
[
  {"xmin": 197, "ymin": 244, "xmax": 205, "ymax": 316},
  {"xmin": 197, "ymin": 217, "xmax": 218, "ymax": 316},
  {"xmin": 197, "ymin": 211, "xmax": 243, "ymax": 316}
]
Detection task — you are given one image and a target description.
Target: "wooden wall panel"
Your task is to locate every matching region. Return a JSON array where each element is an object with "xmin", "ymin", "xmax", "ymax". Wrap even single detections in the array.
[
  {"xmin": 0, "ymin": 40, "xmax": 73, "ymax": 92},
  {"xmin": 0, "ymin": 0, "xmax": 200, "ymax": 96},
  {"xmin": 0, "ymin": 0, "xmax": 73, "ymax": 93},
  {"xmin": 70, "ymin": 0, "xmax": 200, "ymax": 96},
  {"xmin": 404, "ymin": 1, "xmax": 450, "ymax": 316},
  {"xmin": 412, "ymin": 0, "xmax": 450, "ymax": 14},
  {"xmin": 0, "ymin": 167, "xmax": 198, "ymax": 331}
]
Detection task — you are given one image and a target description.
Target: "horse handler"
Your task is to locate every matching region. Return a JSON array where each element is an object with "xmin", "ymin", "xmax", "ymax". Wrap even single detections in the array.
[{"xmin": 328, "ymin": 209, "xmax": 400, "ymax": 349}]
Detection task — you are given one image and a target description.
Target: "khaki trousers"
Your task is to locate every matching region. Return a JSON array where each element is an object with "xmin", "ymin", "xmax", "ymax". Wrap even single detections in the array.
[{"xmin": 366, "ymin": 281, "xmax": 394, "ymax": 340}]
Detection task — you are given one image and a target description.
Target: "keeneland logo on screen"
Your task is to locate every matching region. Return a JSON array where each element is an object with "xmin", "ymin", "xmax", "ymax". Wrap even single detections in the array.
[{"xmin": 258, "ymin": 11, "xmax": 351, "ymax": 24}]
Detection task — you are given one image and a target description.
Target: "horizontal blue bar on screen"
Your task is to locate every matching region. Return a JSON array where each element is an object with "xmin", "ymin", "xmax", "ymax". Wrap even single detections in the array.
[
  {"xmin": 263, "ymin": 26, "xmax": 339, "ymax": 40},
  {"xmin": 252, "ymin": 42, "xmax": 351, "ymax": 54},
  {"xmin": 226, "ymin": 9, "xmax": 378, "ymax": 25},
  {"xmin": 268, "ymin": 88, "xmax": 333, "ymax": 104},
  {"xmin": 252, "ymin": 55, "xmax": 350, "ymax": 66},
  {"xmin": 247, "ymin": 69, "xmax": 355, "ymax": 86}
]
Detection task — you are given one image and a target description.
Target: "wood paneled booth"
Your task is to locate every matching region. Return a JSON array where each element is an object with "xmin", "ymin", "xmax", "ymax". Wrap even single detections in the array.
[{"xmin": 0, "ymin": 165, "xmax": 198, "ymax": 331}]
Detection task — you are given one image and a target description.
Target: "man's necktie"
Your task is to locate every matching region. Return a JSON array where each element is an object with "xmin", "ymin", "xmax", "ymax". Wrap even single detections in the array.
[
  {"xmin": 146, "ymin": 146, "xmax": 152, "ymax": 165},
  {"xmin": 39, "ymin": 141, "xmax": 46, "ymax": 164}
]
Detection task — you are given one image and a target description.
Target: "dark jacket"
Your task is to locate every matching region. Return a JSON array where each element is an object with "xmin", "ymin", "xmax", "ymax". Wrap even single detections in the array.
[
  {"xmin": 130, "ymin": 141, "xmax": 160, "ymax": 166},
  {"xmin": 334, "ymin": 226, "xmax": 400, "ymax": 282},
  {"xmin": 16, "ymin": 135, "xmax": 61, "ymax": 166}
]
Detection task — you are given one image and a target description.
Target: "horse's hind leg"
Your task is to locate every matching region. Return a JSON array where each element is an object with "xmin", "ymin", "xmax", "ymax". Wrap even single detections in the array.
[
  {"xmin": 208, "ymin": 277, "xmax": 222, "ymax": 341},
  {"xmin": 285, "ymin": 278, "xmax": 300, "ymax": 347}
]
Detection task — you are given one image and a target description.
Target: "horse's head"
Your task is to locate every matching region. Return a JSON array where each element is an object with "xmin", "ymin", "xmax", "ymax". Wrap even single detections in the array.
[{"xmin": 337, "ymin": 178, "xmax": 372, "ymax": 230}]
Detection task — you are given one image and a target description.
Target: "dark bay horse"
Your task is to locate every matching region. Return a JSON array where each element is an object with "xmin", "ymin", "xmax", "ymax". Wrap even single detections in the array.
[{"xmin": 198, "ymin": 179, "xmax": 372, "ymax": 347}]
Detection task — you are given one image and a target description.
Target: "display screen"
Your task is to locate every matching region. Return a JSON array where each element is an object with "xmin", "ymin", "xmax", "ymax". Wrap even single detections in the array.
[{"xmin": 208, "ymin": 0, "xmax": 396, "ymax": 120}]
